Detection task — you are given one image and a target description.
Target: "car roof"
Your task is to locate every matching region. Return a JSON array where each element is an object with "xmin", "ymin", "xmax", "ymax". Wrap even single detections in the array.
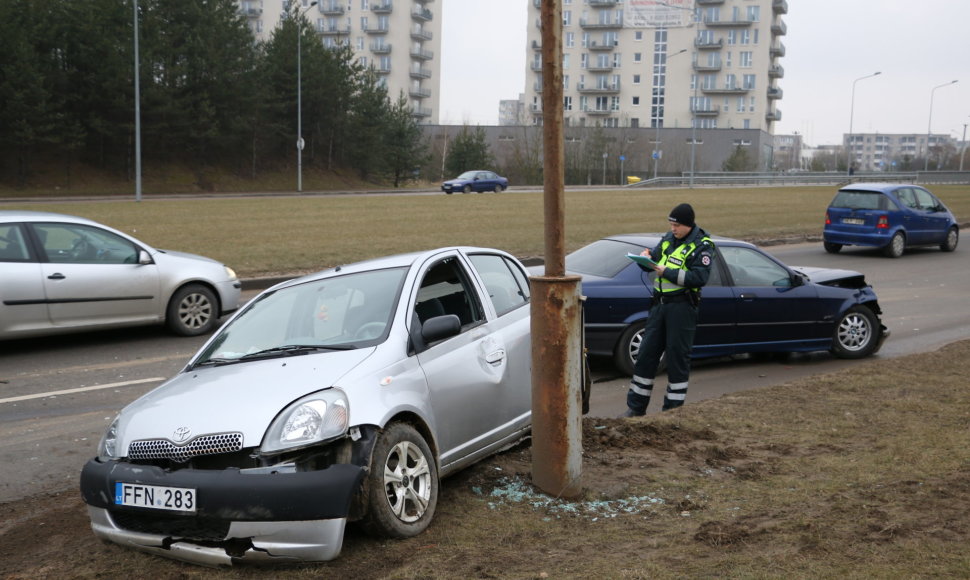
[
  {"xmin": 0, "ymin": 210, "xmax": 99, "ymax": 224},
  {"xmin": 604, "ymin": 232, "xmax": 751, "ymax": 249},
  {"xmin": 836, "ymin": 183, "xmax": 919, "ymax": 193}
]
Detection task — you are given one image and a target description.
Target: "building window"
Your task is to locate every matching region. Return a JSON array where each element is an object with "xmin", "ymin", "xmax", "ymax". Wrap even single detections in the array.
[
  {"xmin": 633, "ymin": 96, "xmax": 640, "ymax": 106},
  {"xmin": 635, "ymin": 31, "xmax": 643, "ymax": 41},
  {"xmin": 747, "ymin": 6, "xmax": 760, "ymax": 21},
  {"xmin": 740, "ymin": 51, "xmax": 753, "ymax": 68},
  {"xmin": 563, "ymin": 10, "xmax": 571, "ymax": 26},
  {"xmin": 564, "ymin": 54, "xmax": 570, "ymax": 69},
  {"xmin": 564, "ymin": 96, "xmax": 573, "ymax": 111},
  {"xmin": 634, "ymin": 52, "xmax": 642, "ymax": 63},
  {"xmin": 743, "ymin": 74, "xmax": 756, "ymax": 89},
  {"xmin": 566, "ymin": 32, "xmax": 575, "ymax": 48},
  {"xmin": 633, "ymin": 74, "xmax": 641, "ymax": 85}
]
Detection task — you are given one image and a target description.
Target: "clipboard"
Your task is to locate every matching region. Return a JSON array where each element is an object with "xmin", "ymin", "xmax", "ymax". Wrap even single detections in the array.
[{"xmin": 626, "ymin": 253, "xmax": 659, "ymax": 269}]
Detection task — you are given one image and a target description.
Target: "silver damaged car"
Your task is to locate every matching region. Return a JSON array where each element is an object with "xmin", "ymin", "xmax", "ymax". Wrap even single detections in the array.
[{"xmin": 80, "ymin": 247, "xmax": 532, "ymax": 566}]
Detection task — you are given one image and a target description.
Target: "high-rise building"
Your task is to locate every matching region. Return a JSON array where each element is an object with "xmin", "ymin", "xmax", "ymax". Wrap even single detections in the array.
[
  {"xmin": 239, "ymin": 0, "xmax": 442, "ymax": 124},
  {"xmin": 524, "ymin": 0, "xmax": 787, "ymax": 132}
]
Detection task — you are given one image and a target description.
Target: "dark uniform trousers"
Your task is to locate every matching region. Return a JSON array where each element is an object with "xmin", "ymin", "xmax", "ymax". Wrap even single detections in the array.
[{"xmin": 627, "ymin": 294, "xmax": 698, "ymax": 413}]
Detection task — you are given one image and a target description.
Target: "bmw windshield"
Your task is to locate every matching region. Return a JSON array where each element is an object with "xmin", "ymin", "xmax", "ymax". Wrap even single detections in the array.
[{"xmin": 193, "ymin": 268, "xmax": 407, "ymax": 366}]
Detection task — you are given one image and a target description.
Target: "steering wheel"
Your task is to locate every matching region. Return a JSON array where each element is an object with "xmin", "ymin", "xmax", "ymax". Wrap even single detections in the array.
[
  {"xmin": 69, "ymin": 237, "xmax": 91, "ymax": 260},
  {"xmin": 354, "ymin": 322, "xmax": 386, "ymax": 340}
]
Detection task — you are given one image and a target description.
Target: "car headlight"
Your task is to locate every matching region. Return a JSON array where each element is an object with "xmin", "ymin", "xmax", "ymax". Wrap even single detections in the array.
[
  {"xmin": 98, "ymin": 417, "xmax": 121, "ymax": 461},
  {"xmin": 261, "ymin": 389, "xmax": 349, "ymax": 454},
  {"xmin": 224, "ymin": 265, "xmax": 238, "ymax": 280}
]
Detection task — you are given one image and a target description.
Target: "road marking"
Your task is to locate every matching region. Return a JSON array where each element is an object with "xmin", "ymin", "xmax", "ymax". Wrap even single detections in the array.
[{"xmin": 0, "ymin": 377, "xmax": 165, "ymax": 405}]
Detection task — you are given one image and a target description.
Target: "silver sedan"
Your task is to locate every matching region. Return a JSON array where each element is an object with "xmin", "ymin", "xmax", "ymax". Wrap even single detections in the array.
[{"xmin": 0, "ymin": 210, "xmax": 241, "ymax": 339}]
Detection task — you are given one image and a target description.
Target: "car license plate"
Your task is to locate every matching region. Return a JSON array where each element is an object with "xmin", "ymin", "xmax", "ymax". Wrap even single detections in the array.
[
  {"xmin": 115, "ymin": 482, "xmax": 196, "ymax": 512},
  {"xmin": 842, "ymin": 218, "xmax": 865, "ymax": 225}
]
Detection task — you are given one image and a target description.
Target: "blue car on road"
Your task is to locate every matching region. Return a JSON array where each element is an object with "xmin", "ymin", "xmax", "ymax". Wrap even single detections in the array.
[
  {"xmin": 565, "ymin": 234, "xmax": 889, "ymax": 375},
  {"xmin": 441, "ymin": 170, "xmax": 508, "ymax": 194},
  {"xmin": 823, "ymin": 183, "xmax": 959, "ymax": 258}
]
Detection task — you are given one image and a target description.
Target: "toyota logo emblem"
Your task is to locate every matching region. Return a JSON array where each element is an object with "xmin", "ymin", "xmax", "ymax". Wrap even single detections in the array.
[{"xmin": 173, "ymin": 426, "xmax": 192, "ymax": 442}]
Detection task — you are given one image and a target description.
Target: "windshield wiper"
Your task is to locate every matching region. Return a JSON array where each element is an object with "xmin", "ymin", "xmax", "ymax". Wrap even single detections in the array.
[{"xmin": 239, "ymin": 344, "xmax": 357, "ymax": 360}]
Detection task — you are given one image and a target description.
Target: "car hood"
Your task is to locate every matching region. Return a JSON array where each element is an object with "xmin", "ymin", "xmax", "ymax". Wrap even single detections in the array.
[
  {"xmin": 791, "ymin": 266, "xmax": 869, "ymax": 289},
  {"xmin": 154, "ymin": 248, "xmax": 225, "ymax": 266},
  {"xmin": 442, "ymin": 178, "xmax": 467, "ymax": 185},
  {"xmin": 114, "ymin": 348, "xmax": 375, "ymax": 453}
]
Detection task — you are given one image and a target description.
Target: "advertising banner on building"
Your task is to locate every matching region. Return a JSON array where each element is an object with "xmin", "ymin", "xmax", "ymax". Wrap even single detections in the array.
[{"xmin": 623, "ymin": 0, "xmax": 695, "ymax": 29}]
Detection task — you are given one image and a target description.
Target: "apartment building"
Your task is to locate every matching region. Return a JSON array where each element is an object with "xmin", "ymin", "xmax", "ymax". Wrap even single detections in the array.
[
  {"xmin": 846, "ymin": 132, "xmax": 959, "ymax": 172},
  {"xmin": 524, "ymin": 0, "xmax": 787, "ymax": 132},
  {"xmin": 239, "ymin": 0, "xmax": 442, "ymax": 123}
]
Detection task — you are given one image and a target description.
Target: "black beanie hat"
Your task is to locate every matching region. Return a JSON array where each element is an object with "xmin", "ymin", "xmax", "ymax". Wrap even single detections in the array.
[{"xmin": 668, "ymin": 203, "xmax": 695, "ymax": 227}]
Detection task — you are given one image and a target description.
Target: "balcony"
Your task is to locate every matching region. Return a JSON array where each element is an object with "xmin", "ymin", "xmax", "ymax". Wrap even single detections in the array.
[
  {"xmin": 692, "ymin": 105, "xmax": 720, "ymax": 117},
  {"xmin": 530, "ymin": 103, "xmax": 541, "ymax": 112},
  {"xmin": 766, "ymin": 108, "xmax": 782, "ymax": 121},
  {"xmin": 410, "ymin": 26, "xmax": 433, "ymax": 41},
  {"xmin": 588, "ymin": 0, "xmax": 619, "ymax": 6},
  {"xmin": 371, "ymin": 2, "xmax": 392, "ymax": 14},
  {"xmin": 374, "ymin": 64, "xmax": 391, "ymax": 75},
  {"xmin": 577, "ymin": 81, "xmax": 620, "ymax": 94},
  {"xmin": 579, "ymin": 18, "xmax": 623, "ymax": 29},
  {"xmin": 531, "ymin": 62, "xmax": 542, "ymax": 72},
  {"xmin": 589, "ymin": 40, "xmax": 617, "ymax": 51},
  {"xmin": 410, "ymin": 47, "xmax": 433, "ymax": 60},
  {"xmin": 693, "ymin": 62, "xmax": 722, "ymax": 72},
  {"xmin": 770, "ymin": 41, "xmax": 786, "ymax": 57},
  {"xmin": 319, "ymin": 2, "xmax": 343, "ymax": 15},
  {"xmin": 409, "ymin": 66, "xmax": 432, "ymax": 79},
  {"xmin": 697, "ymin": 0, "xmax": 725, "ymax": 4},
  {"xmin": 411, "ymin": 7, "xmax": 433, "ymax": 22},
  {"xmin": 239, "ymin": 7, "xmax": 262, "ymax": 18},
  {"xmin": 584, "ymin": 107, "xmax": 613, "ymax": 116},
  {"xmin": 587, "ymin": 63, "xmax": 615, "ymax": 73},
  {"xmin": 702, "ymin": 85, "xmax": 748, "ymax": 95},
  {"xmin": 767, "ymin": 86, "xmax": 783, "ymax": 99},
  {"xmin": 318, "ymin": 24, "xmax": 351, "ymax": 36},
  {"xmin": 771, "ymin": 19, "xmax": 787, "ymax": 35},
  {"xmin": 703, "ymin": 17, "xmax": 753, "ymax": 27},
  {"xmin": 533, "ymin": 81, "xmax": 543, "ymax": 93},
  {"xmin": 411, "ymin": 106, "xmax": 432, "ymax": 118},
  {"xmin": 370, "ymin": 42, "xmax": 392, "ymax": 54},
  {"xmin": 363, "ymin": 23, "xmax": 389, "ymax": 34},
  {"xmin": 695, "ymin": 38, "xmax": 723, "ymax": 50},
  {"xmin": 768, "ymin": 64, "xmax": 785, "ymax": 78},
  {"xmin": 532, "ymin": 39, "xmax": 542, "ymax": 50},
  {"xmin": 773, "ymin": 0, "xmax": 788, "ymax": 14},
  {"xmin": 409, "ymin": 86, "xmax": 431, "ymax": 99}
]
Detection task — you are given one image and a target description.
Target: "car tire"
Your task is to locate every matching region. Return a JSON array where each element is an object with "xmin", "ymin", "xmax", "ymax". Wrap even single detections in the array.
[
  {"xmin": 830, "ymin": 305, "xmax": 880, "ymax": 359},
  {"xmin": 613, "ymin": 322, "xmax": 666, "ymax": 376},
  {"xmin": 883, "ymin": 231, "xmax": 905, "ymax": 258},
  {"xmin": 494, "ymin": 184, "xmax": 505, "ymax": 192},
  {"xmin": 940, "ymin": 227, "xmax": 959, "ymax": 252},
  {"xmin": 444, "ymin": 191, "xmax": 453, "ymax": 195},
  {"xmin": 362, "ymin": 422, "xmax": 439, "ymax": 539},
  {"xmin": 823, "ymin": 241, "xmax": 842, "ymax": 254},
  {"xmin": 166, "ymin": 284, "xmax": 218, "ymax": 336},
  {"xmin": 462, "ymin": 185, "xmax": 471, "ymax": 194}
]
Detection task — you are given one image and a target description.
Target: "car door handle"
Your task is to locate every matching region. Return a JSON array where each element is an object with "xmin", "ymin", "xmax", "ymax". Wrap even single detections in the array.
[
  {"xmin": 47, "ymin": 273, "xmax": 66, "ymax": 280},
  {"xmin": 738, "ymin": 293, "xmax": 756, "ymax": 300},
  {"xmin": 485, "ymin": 349, "xmax": 506, "ymax": 364}
]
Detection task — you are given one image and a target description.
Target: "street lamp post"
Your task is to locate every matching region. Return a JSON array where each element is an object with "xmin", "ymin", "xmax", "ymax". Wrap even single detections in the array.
[
  {"xmin": 960, "ymin": 119, "xmax": 968, "ymax": 172},
  {"xmin": 133, "ymin": 0, "xmax": 142, "ymax": 202},
  {"xmin": 689, "ymin": 75, "xmax": 699, "ymax": 188},
  {"xmin": 925, "ymin": 80, "xmax": 958, "ymax": 171},
  {"xmin": 297, "ymin": 1, "xmax": 318, "ymax": 193},
  {"xmin": 652, "ymin": 47, "xmax": 686, "ymax": 180},
  {"xmin": 846, "ymin": 71, "xmax": 881, "ymax": 176}
]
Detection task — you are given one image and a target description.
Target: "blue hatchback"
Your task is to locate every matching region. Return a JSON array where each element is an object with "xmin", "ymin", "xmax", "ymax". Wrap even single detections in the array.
[
  {"xmin": 823, "ymin": 183, "xmax": 959, "ymax": 258},
  {"xmin": 563, "ymin": 234, "xmax": 889, "ymax": 375}
]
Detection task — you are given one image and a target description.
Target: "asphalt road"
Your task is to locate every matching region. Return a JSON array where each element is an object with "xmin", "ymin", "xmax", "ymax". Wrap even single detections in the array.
[{"xmin": 1, "ymin": 242, "xmax": 967, "ymax": 503}]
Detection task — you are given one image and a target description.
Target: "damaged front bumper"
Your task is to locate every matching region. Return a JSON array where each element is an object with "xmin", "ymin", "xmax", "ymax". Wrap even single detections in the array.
[{"xmin": 79, "ymin": 458, "xmax": 365, "ymax": 566}]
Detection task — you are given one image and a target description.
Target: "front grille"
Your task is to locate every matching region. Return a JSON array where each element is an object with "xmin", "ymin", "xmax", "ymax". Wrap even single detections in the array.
[
  {"xmin": 111, "ymin": 510, "xmax": 230, "ymax": 541},
  {"xmin": 128, "ymin": 432, "xmax": 244, "ymax": 462}
]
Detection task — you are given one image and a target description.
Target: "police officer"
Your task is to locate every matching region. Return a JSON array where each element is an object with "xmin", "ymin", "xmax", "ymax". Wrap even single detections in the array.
[{"xmin": 621, "ymin": 203, "xmax": 714, "ymax": 416}]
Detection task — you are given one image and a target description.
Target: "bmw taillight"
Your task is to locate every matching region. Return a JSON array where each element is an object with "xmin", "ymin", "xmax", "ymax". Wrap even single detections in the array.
[{"xmin": 876, "ymin": 215, "xmax": 889, "ymax": 229}]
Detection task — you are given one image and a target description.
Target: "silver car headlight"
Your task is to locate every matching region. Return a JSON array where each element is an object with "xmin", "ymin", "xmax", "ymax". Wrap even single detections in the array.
[
  {"xmin": 224, "ymin": 265, "xmax": 238, "ymax": 280},
  {"xmin": 261, "ymin": 389, "xmax": 350, "ymax": 454},
  {"xmin": 98, "ymin": 417, "xmax": 121, "ymax": 461}
]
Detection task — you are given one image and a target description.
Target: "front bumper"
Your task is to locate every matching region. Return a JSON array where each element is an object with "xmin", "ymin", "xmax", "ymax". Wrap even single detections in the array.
[{"xmin": 80, "ymin": 458, "xmax": 364, "ymax": 565}]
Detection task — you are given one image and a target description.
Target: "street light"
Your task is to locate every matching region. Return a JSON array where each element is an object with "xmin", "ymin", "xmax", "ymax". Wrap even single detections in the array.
[
  {"xmin": 689, "ymin": 75, "xmax": 698, "ymax": 188},
  {"xmin": 652, "ymin": 48, "xmax": 686, "ymax": 180},
  {"xmin": 925, "ymin": 80, "xmax": 958, "ymax": 171},
  {"xmin": 297, "ymin": 1, "xmax": 318, "ymax": 192},
  {"xmin": 845, "ymin": 71, "xmax": 880, "ymax": 176},
  {"xmin": 133, "ymin": 0, "xmax": 142, "ymax": 202}
]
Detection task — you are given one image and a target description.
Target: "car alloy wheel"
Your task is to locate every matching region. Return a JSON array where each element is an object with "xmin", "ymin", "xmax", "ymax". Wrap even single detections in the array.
[
  {"xmin": 363, "ymin": 422, "xmax": 439, "ymax": 539},
  {"xmin": 940, "ymin": 227, "xmax": 959, "ymax": 252},
  {"xmin": 883, "ymin": 232, "xmax": 905, "ymax": 258},
  {"xmin": 831, "ymin": 306, "xmax": 879, "ymax": 359},
  {"xmin": 166, "ymin": 284, "xmax": 217, "ymax": 336}
]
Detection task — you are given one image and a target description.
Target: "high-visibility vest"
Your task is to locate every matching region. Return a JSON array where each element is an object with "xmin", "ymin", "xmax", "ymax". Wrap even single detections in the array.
[{"xmin": 653, "ymin": 236, "xmax": 713, "ymax": 295}]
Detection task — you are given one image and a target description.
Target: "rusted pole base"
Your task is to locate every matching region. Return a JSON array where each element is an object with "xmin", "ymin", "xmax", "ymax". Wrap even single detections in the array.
[{"xmin": 530, "ymin": 275, "xmax": 584, "ymax": 499}]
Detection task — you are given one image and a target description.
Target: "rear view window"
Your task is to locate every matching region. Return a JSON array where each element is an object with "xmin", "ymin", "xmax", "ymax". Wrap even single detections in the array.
[{"xmin": 830, "ymin": 191, "xmax": 892, "ymax": 211}]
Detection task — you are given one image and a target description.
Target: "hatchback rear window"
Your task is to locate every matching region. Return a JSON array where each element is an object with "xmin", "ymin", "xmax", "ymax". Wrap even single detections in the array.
[{"xmin": 830, "ymin": 191, "xmax": 892, "ymax": 211}]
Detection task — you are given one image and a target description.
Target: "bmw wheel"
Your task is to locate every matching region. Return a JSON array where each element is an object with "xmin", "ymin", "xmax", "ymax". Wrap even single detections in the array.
[
  {"xmin": 362, "ymin": 422, "xmax": 439, "ymax": 539},
  {"xmin": 940, "ymin": 227, "xmax": 958, "ymax": 252},
  {"xmin": 166, "ymin": 284, "xmax": 218, "ymax": 336},
  {"xmin": 883, "ymin": 231, "xmax": 905, "ymax": 258},
  {"xmin": 462, "ymin": 185, "xmax": 472, "ymax": 194},
  {"xmin": 613, "ymin": 322, "xmax": 665, "ymax": 376},
  {"xmin": 494, "ymin": 184, "xmax": 505, "ymax": 192},
  {"xmin": 830, "ymin": 306, "xmax": 879, "ymax": 359}
]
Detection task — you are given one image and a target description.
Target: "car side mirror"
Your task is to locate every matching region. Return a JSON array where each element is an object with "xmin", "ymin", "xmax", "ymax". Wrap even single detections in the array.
[
  {"xmin": 137, "ymin": 250, "xmax": 153, "ymax": 265},
  {"xmin": 422, "ymin": 314, "xmax": 461, "ymax": 343}
]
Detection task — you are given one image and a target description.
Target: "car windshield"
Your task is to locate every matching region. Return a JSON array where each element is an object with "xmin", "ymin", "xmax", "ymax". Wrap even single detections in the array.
[
  {"xmin": 456, "ymin": 171, "xmax": 478, "ymax": 180},
  {"xmin": 193, "ymin": 267, "xmax": 407, "ymax": 365},
  {"xmin": 566, "ymin": 238, "xmax": 647, "ymax": 278}
]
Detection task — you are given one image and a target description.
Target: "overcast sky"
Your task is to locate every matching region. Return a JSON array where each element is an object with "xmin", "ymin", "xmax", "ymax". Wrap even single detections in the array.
[{"xmin": 439, "ymin": 0, "xmax": 970, "ymax": 146}]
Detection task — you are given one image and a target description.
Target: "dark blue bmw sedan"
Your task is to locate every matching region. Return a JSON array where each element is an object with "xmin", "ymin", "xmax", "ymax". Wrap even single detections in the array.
[
  {"xmin": 823, "ymin": 183, "xmax": 959, "ymax": 258},
  {"xmin": 566, "ymin": 234, "xmax": 889, "ymax": 375}
]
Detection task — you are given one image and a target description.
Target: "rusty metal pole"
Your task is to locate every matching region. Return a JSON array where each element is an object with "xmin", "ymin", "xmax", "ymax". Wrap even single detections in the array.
[{"xmin": 530, "ymin": 0, "xmax": 583, "ymax": 499}]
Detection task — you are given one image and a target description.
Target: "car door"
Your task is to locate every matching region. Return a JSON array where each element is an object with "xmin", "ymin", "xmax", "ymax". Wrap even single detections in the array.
[
  {"xmin": 720, "ymin": 245, "xmax": 822, "ymax": 347},
  {"xmin": 413, "ymin": 255, "xmax": 518, "ymax": 467},
  {"xmin": 692, "ymin": 250, "xmax": 737, "ymax": 356},
  {"xmin": 30, "ymin": 222, "xmax": 162, "ymax": 328},
  {"xmin": 913, "ymin": 187, "xmax": 951, "ymax": 244},
  {"xmin": 475, "ymin": 172, "xmax": 492, "ymax": 192},
  {"xmin": 0, "ymin": 223, "xmax": 49, "ymax": 335},
  {"xmin": 893, "ymin": 187, "xmax": 928, "ymax": 244}
]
